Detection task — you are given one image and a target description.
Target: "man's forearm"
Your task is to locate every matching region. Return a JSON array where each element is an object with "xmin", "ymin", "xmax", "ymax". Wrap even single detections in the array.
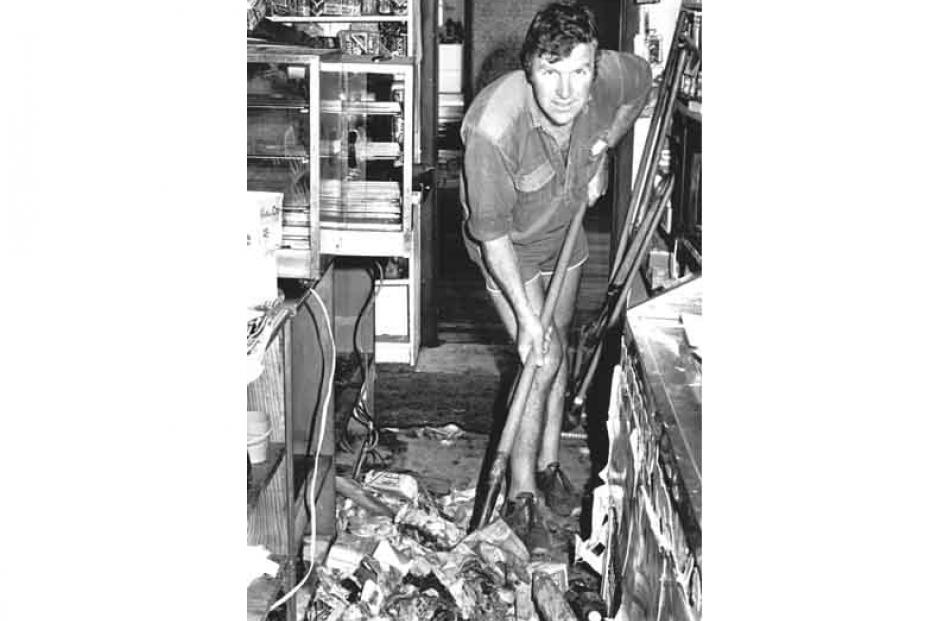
[{"xmin": 482, "ymin": 235, "xmax": 535, "ymax": 322}]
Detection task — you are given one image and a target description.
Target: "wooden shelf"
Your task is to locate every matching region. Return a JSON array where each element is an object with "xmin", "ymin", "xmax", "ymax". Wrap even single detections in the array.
[{"xmin": 247, "ymin": 443, "xmax": 286, "ymax": 511}]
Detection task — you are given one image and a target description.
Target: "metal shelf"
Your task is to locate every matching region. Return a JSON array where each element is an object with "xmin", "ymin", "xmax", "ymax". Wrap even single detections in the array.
[
  {"xmin": 247, "ymin": 154, "xmax": 310, "ymax": 161},
  {"xmin": 266, "ymin": 15, "xmax": 409, "ymax": 23}
]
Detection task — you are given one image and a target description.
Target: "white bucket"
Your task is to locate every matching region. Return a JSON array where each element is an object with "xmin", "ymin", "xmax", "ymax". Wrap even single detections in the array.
[{"xmin": 247, "ymin": 411, "xmax": 271, "ymax": 464}]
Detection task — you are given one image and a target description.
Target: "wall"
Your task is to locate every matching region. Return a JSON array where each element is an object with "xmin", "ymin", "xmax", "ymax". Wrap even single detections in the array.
[{"xmin": 467, "ymin": 0, "xmax": 544, "ymax": 96}]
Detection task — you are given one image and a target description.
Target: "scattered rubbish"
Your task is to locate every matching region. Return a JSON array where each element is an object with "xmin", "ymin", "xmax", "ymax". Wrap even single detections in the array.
[
  {"xmin": 564, "ymin": 579, "xmax": 608, "ymax": 621},
  {"xmin": 416, "ymin": 423, "xmax": 466, "ymax": 444},
  {"xmin": 299, "ymin": 445, "xmax": 589, "ymax": 621},
  {"xmin": 527, "ymin": 561, "xmax": 569, "ymax": 592},
  {"xmin": 325, "ymin": 533, "xmax": 379, "ymax": 576},
  {"xmin": 438, "ymin": 486, "xmax": 479, "ymax": 530},
  {"xmin": 336, "ymin": 475, "xmax": 397, "ymax": 517},
  {"xmin": 364, "ymin": 470, "xmax": 421, "ymax": 503},
  {"xmin": 397, "ymin": 504, "xmax": 466, "ymax": 550},
  {"xmin": 515, "ymin": 582, "xmax": 539, "ymax": 621},
  {"xmin": 531, "ymin": 572, "xmax": 575, "ymax": 621}
]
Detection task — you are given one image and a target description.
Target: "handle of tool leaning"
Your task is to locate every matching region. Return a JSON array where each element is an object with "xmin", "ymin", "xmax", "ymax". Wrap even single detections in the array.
[
  {"xmin": 571, "ymin": 176, "xmax": 674, "ymax": 413},
  {"xmin": 610, "ymin": 23, "xmax": 692, "ymax": 282},
  {"xmin": 471, "ymin": 201, "xmax": 589, "ymax": 531}
]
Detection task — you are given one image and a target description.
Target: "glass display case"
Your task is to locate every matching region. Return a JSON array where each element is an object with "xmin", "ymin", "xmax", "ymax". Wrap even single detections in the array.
[
  {"xmin": 319, "ymin": 57, "xmax": 420, "ymax": 364},
  {"xmin": 318, "ymin": 58, "xmax": 413, "ymax": 236},
  {"xmin": 247, "ymin": 44, "xmax": 344, "ymax": 279}
]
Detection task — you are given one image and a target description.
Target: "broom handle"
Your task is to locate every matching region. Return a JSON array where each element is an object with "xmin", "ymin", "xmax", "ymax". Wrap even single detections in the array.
[{"xmin": 472, "ymin": 201, "xmax": 588, "ymax": 530}]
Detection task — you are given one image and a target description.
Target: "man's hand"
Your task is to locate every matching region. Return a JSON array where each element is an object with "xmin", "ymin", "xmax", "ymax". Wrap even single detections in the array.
[
  {"xmin": 587, "ymin": 151, "xmax": 609, "ymax": 206},
  {"xmin": 517, "ymin": 314, "xmax": 551, "ymax": 367}
]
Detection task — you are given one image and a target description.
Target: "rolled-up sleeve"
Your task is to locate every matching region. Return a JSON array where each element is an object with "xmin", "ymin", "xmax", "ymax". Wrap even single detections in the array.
[
  {"xmin": 598, "ymin": 51, "xmax": 652, "ymax": 108},
  {"xmin": 595, "ymin": 50, "xmax": 653, "ymax": 147},
  {"xmin": 462, "ymin": 129, "xmax": 517, "ymax": 242}
]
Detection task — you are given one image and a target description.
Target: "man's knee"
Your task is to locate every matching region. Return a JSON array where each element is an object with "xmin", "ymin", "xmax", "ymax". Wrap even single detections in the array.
[{"xmin": 537, "ymin": 333, "xmax": 565, "ymax": 382}]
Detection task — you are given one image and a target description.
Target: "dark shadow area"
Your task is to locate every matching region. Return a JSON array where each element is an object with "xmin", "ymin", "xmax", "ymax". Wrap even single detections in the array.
[{"xmin": 474, "ymin": 44, "xmax": 522, "ymax": 96}]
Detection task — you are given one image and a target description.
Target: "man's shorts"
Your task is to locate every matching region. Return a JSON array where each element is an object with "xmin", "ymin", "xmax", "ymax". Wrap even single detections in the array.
[{"xmin": 464, "ymin": 227, "xmax": 589, "ymax": 293}]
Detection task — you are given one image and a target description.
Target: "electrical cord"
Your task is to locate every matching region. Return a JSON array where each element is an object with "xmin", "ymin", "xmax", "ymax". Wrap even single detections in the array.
[
  {"xmin": 268, "ymin": 287, "xmax": 335, "ymax": 614},
  {"xmin": 338, "ymin": 260, "xmax": 385, "ymax": 478}
]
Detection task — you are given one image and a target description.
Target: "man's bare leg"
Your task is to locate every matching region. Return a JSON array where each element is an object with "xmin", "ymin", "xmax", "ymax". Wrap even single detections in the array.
[
  {"xmin": 486, "ymin": 276, "xmax": 562, "ymax": 497},
  {"xmin": 537, "ymin": 264, "xmax": 582, "ymax": 469}
]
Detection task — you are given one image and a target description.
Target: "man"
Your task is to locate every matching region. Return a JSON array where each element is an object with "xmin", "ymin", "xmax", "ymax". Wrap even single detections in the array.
[{"xmin": 460, "ymin": 2, "xmax": 652, "ymax": 549}]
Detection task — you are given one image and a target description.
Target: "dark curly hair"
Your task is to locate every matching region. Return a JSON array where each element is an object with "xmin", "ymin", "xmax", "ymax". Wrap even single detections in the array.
[{"xmin": 519, "ymin": 2, "xmax": 600, "ymax": 75}]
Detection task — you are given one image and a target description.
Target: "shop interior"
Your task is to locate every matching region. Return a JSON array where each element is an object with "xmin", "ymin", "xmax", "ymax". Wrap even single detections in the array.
[{"xmin": 245, "ymin": 1, "xmax": 701, "ymax": 619}]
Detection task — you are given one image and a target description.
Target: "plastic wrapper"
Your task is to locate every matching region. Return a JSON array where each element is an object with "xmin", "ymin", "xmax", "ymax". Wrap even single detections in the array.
[
  {"xmin": 427, "ymin": 546, "xmax": 513, "ymax": 620},
  {"xmin": 438, "ymin": 486, "xmax": 478, "ymax": 529},
  {"xmin": 527, "ymin": 561, "xmax": 568, "ymax": 592},
  {"xmin": 339, "ymin": 602, "xmax": 373, "ymax": 621},
  {"xmin": 462, "ymin": 518, "xmax": 530, "ymax": 567},
  {"xmin": 396, "ymin": 505, "xmax": 465, "ymax": 550},
  {"xmin": 415, "ymin": 423, "xmax": 466, "ymax": 443},
  {"xmin": 325, "ymin": 532, "xmax": 379, "ymax": 576},
  {"xmin": 364, "ymin": 470, "xmax": 421, "ymax": 503},
  {"xmin": 348, "ymin": 512, "xmax": 398, "ymax": 539},
  {"xmin": 383, "ymin": 586, "xmax": 447, "ymax": 621},
  {"xmin": 308, "ymin": 567, "xmax": 351, "ymax": 621}
]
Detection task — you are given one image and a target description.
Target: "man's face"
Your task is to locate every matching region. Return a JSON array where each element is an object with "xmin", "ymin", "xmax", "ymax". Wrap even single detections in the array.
[{"xmin": 528, "ymin": 43, "xmax": 596, "ymax": 127}]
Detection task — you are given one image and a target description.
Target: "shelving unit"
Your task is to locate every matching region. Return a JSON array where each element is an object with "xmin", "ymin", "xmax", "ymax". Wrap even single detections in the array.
[
  {"xmin": 246, "ymin": 278, "xmax": 337, "ymax": 621},
  {"xmin": 259, "ymin": 2, "xmax": 426, "ymax": 365},
  {"xmin": 247, "ymin": 44, "xmax": 343, "ymax": 279},
  {"xmin": 316, "ymin": 54, "xmax": 421, "ymax": 365},
  {"xmin": 265, "ymin": 6, "xmax": 415, "ymax": 58}
]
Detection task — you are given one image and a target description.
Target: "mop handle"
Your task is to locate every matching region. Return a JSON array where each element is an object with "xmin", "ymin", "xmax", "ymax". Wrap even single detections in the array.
[
  {"xmin": 471, "ymin": 201, "xmax": 589, "ymax": 531},
  {"xmin": 494, "ymin": 201, "xmax": 588, "ymax": 460}
]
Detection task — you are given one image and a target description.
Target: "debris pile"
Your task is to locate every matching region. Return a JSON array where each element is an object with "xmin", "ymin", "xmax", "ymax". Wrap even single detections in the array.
[{"xmin": 303, "ymin": 466, "xmax": 602, "ymax": 621}]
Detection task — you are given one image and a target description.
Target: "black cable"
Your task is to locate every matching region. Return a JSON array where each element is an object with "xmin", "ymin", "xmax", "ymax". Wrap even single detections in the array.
[
  {"xmin": 345, "ymin": 260, "xmax": 385, "ymax": 477},
  {"xmin": 351, "ymin": 260, "xmax": 383, "ymax": 391}
]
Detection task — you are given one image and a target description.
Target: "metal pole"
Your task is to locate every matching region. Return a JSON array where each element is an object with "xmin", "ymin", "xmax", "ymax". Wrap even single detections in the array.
[
  {"xmin": 610, "ymin": 13, "xmax": 691, "ymax": 281},
  {"xmin": 571, "ymin": 177, "xmax": 674, "ymax": 414},
  {"xmin": 611, "ymin": 46, "xmax": 689, "ymax": 283},
  {"xmin": 282, "ymin": 319, "xmax": 297, "ymax": 621}
]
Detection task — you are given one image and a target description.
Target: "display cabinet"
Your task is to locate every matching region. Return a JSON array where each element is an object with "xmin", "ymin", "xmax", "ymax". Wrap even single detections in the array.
[
  {"xmin": 263, "ymin": 2, "xmax": 427, "ymax": 365},
  {"xmin": 247, "ymin": 44, "xmax": 344, "ymax": 279},
  {"xmin": 319, "ymin": 57, "xmax": 421, "ymax": 365}
]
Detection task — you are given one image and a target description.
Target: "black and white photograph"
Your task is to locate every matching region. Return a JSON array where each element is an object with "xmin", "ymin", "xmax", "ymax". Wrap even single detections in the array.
[
  {"xmin": 244, "ymin": 1, "xmax": 700, "ymax": 619},
  {"xmin": 4, "ymin": 1, "xmax": 947, "ymax": 620}
]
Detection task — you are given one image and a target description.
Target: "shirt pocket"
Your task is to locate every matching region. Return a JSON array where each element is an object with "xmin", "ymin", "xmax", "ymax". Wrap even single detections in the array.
[
  {"xmin": 514, "ymin": 160, "xmax": 556, "ymax": 193},
  {"xmin": 511, "ymin": 160, "xmax": 559, "ymax": 238}
]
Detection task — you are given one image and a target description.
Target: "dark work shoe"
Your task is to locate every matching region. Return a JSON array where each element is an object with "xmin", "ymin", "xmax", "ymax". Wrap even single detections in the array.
[
  {"xmin": 502, "ymin": 492, "xmax": 553, "ymax": 555},
  {"xmin": 537, "ymin": 462, "xmax": 580, "ymax": 517}
]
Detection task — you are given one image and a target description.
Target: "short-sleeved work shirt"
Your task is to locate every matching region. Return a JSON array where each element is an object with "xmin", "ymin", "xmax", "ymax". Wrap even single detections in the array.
[{"xmin": 460, "ymin": 50, "xmax": 652, "ymax": 282}]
